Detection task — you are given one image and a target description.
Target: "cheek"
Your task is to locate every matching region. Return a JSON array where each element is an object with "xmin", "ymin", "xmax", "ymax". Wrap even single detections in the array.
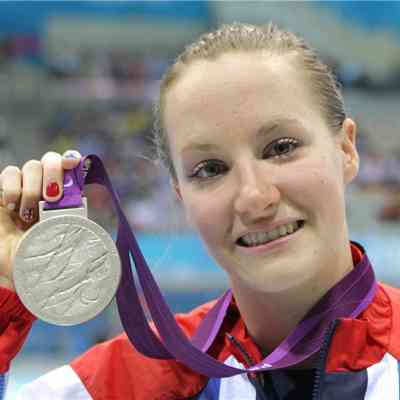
[
  {"xmin": 182, "ymin": 190, "xmax": 229, "ymax": 246},
  {"xmin": 286, "ymin": 156, "xmax": 345, "ymax": 222}
]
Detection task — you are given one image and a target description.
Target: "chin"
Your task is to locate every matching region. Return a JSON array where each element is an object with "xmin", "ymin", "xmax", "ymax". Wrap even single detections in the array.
[{"xmin": 234, "ymin": 258, "xmax": 319, "ymax": 294}]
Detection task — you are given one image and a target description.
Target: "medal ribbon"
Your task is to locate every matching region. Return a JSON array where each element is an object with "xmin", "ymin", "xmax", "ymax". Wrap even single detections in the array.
[{"xmin": 46, "ymin": 155, "xmax": 377, "ymax": 377}]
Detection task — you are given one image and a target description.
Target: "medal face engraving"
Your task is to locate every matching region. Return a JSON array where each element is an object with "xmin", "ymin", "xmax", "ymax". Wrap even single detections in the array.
[{"xmin": 13, "ymin": 215, "xmax": 121, "ymax": 326}]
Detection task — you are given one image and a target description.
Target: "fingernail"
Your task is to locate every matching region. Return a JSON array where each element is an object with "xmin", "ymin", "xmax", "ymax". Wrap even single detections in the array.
[
  {"xmin": 7, "ymin": 203, "xmax": 16, "ymax": 211},
  {"xmin": 46, "ymin": 182, "xmax": 60, "ymax": 197},
  {"xmin": 63, "ymin": 150, "xmax": 80, "ymax": 160},
  {"xmin": 82, "ymin": 159, "xmax": 92, "ymax": 179},
  {"xmin": 21, "ymin": 208, "xmax": 34, "ymax": 222},
  {"xmin": 83, "ymin": 159, "xmax": 92, "ymax": 170}
]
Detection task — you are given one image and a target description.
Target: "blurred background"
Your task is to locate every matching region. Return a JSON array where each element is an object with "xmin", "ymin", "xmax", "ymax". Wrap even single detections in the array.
[{"xmin": 0, "ymin": 1, "xmax": 399, "ymax": 397}]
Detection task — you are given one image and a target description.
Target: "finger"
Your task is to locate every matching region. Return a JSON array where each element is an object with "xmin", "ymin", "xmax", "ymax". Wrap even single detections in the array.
[
  {"xmin": 1, "ymin": 166, "xmax": 22, "ymax": 211},
  {"xmin": 20, "ymin": 160, "xmax": 42, "ymax": 224},
  {"xmin": 41, "ymin": 152, "xmax": 63, "ymax": 202},
  {"xmin": 62, "ymin": 149, "xmax": 82, "ymax": 170}
]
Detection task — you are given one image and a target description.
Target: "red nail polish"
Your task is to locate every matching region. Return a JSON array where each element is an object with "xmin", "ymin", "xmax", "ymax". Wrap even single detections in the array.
[{"xmin": 46, "ymin": 182, "xmax": 60, "ymax": 197}]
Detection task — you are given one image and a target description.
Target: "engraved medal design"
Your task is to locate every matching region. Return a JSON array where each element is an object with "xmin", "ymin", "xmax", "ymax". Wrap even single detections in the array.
[{"xmin": 13, "ymin": 213, "xmax": 121, "ymax": 326}]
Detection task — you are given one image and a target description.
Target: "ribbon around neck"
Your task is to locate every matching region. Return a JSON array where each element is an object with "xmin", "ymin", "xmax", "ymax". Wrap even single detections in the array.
[{"xmin": 50, "ymin": 155, "xmax": 377, "ymax": 377}]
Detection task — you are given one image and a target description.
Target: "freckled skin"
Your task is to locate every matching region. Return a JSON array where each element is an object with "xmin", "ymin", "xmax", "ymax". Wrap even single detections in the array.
[{"xmin": 164, "ymin": 51, "xmax": 359, "ymax": 351}]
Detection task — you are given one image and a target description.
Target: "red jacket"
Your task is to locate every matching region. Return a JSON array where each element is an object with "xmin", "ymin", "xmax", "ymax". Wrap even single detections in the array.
[{"xmin": 4, "ymin": 242, "xmax": 400, "ymax": 399}]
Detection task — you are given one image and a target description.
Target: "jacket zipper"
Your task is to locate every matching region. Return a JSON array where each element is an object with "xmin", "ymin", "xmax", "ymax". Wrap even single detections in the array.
[
  {"xmin": 227, "ymin": 323, "xmax": 340, "ymax": 400},
  {"xmin": 312, "ymin": 320, "xmax": 339, "ymax": 400},
  {"xmin": 226, "ymin": 333, "xmax": 269, "ymax": 400}
]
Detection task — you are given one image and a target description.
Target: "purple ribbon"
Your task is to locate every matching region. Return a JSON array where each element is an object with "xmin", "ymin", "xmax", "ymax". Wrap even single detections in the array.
[
  {"xmin": 46, "ymin": 155, "xmax": 378, "ymax": 377},
  {"xmin": 43, "ymin": 165, "xmax": 85, "ymax": 210}
]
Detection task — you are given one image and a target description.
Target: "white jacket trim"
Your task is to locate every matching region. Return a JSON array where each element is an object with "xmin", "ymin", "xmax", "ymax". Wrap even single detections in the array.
[
  {"xmin": 365, "ymin": 352, "xmax": 399, "ymax": 400},
  {"xmin": 16, "ymin": 365, "xmax": 91, "ymax": 400}
]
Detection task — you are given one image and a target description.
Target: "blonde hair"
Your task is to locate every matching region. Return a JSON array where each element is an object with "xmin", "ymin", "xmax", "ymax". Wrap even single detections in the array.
[{"xmin": 153, "ymin": 22, "xmax": 346, "ymax": 179}]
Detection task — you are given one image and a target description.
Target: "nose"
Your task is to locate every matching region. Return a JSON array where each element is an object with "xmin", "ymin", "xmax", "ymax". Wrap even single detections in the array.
[{"xmin": 234, "ymin": 163, "xmax": 280, "ymax": 223}]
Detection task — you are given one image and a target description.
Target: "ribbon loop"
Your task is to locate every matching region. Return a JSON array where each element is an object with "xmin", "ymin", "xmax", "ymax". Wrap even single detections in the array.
[{"xmin": 81, "ymin": 154, "xmax": 377, "ymax": 377}]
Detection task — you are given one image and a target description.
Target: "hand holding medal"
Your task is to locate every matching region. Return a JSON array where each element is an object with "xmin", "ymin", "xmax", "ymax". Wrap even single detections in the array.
[{"xmin": 0, "ymin": 150, "xmax": 121, "ymax": 326}]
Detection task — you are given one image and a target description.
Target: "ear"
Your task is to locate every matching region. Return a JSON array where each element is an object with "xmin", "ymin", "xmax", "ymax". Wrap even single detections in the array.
[
  {"xmin": 338, "ymin": 118, "xmax": 360, "ymax": 184},
  {"xmin": 170, "ymin": 178, "xmax": 195, "ymax": 228},
  {"xmin": 169, "ymin": 178, "xmax": 197, "ymax": 229},
  {"xmin": 170, "ymin": 178, "xmax": 182, "ymax": 201}
]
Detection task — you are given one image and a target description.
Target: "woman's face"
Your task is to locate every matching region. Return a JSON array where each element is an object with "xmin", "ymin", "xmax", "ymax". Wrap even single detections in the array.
[{"xmin": 164, "ymin": 52, "xmax": 359, "ymax": 293}]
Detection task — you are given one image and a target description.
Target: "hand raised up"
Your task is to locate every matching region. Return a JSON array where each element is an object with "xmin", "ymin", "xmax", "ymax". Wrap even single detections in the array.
[{"xmin": 0, "ymin": 150, "xmax": 82, "ymax": 290}]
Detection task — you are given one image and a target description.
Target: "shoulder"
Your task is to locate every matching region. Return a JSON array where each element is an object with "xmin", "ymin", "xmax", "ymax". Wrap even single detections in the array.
[
  {"xmin": 70, "ymin": 299, "xmax": 219, "ymax": 400},
  {"xmin": 175, "ymin": 298, "xmax": 219, "ymax": 335},
  {"xmin": 377, "ymin": 282, "xmax": 400, "ymax": 358},
  {"xmin": 378, "ymin": 282, "xmax": 400, "ymax": 305},
  {"xmin": 326, "ymin": 282, "xmax": 400, "ymax": 372}
]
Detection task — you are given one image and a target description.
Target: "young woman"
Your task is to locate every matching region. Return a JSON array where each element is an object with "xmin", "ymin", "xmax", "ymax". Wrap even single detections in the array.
[{"xmin": 0, "ymin": 22, "xmax": 399, "ymax": 400}]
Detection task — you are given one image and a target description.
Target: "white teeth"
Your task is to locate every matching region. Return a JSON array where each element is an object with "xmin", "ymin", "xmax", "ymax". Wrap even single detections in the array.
[
  {"xmin": 246, "ymin": 232, "xmax": 268, "ymax": 245},
  {"xmin": 240, "ymin": 221, "xmax": 302, "ymax": 247},
  {"xmin": 268, "ymin": 229, "xmax": 280, "ymax": 241},
  {"xmin": 278, "ymin": 225, "xmax": 287, "ymax": 236}
]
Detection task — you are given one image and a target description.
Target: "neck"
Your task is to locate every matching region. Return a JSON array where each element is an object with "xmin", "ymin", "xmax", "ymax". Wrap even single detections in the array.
[{"xmin": 230, "ymin": 243, "xmax": 355, "ymax": 366}]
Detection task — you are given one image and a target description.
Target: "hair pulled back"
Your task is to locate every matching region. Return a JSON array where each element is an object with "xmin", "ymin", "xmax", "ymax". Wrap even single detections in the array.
[{"xmin": 153, "ymin": 22, "xmax": 346, "ymax": 180}]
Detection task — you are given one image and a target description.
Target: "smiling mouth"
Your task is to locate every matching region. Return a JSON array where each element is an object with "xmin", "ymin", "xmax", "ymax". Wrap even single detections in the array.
[{"xmin": 236, "ymin": 220, "xmax": 305, "ymax": 248}]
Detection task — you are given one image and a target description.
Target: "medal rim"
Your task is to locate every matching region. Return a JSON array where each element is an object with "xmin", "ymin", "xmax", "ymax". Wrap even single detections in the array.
[{"xmin": 13, "ymin": 214, "xmax": 121, "ymax": 326}]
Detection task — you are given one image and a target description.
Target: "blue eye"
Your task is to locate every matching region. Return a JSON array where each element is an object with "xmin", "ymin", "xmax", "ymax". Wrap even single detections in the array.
[
  {"xmin": 189, "ymin": 160, "xmax": 228, "ymax": 180},
  {"xmin": 264, "ymin": 137, "xmax": 300, "ymax": 159}
]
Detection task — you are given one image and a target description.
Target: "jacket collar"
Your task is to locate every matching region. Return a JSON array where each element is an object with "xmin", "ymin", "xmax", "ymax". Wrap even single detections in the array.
[{"xmin": 211, "ymin": 242, "xmax": 392, "ymax": 372}]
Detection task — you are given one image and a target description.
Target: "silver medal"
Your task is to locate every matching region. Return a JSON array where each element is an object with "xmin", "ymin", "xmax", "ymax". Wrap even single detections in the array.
[{"xmin": 13, "ymin": 198, "xmax": 121, "ymax": 326}]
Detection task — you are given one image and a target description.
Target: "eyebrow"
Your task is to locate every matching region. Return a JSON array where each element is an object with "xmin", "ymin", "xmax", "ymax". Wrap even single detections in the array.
[
  {"xmin": 181, "ymin": 142, "xmax": 216, "ymax": 153},
  {"xmin": 181, "ymin": 117, "xmax": 302, "ymax": 153},
  {"xmin": 256, "ymin": 118, "xmax": 302, "ymax": 138}
]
